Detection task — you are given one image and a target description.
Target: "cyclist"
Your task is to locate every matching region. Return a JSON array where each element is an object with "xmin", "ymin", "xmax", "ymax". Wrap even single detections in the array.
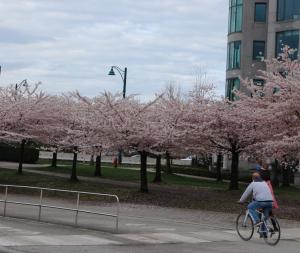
[
  {"xmin": 238, "ymin": 172, "xmax": 273, "ymax": 236},
  {"xmin": 258, "ymin": 162, "xmax": 279, "ymax": 231}
]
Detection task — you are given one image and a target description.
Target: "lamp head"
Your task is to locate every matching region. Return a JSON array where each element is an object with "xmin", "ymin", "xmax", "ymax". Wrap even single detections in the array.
[{"xmin": 108, "ymin": 67, "xmax": 115, "ymax": 76}]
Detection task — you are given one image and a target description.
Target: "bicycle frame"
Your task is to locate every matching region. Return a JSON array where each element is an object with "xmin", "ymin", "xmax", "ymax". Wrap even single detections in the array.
[
  {"xmin": 237, "ymin": 204, "xmax": 281, "ymax": 245},
  {"xmin": 243, "ymin": 209, "xmax": 250, "ymax": 226},
  {"xmin": 245, "ymin": 208, "xmax": 270, "ymax": 234},
  {"xmin": 255, "ymin": 210, "xmax": 269, "ymax": 234}
]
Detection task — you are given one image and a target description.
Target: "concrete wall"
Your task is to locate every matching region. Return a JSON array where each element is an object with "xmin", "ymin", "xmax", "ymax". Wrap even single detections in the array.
[
  {"xmin": 39, "ymin": 151, "xmax": 192, "ymax": 166},
  {"xmin": 295, "ymin": 172, "xmax": 300, "ymax": 187}
]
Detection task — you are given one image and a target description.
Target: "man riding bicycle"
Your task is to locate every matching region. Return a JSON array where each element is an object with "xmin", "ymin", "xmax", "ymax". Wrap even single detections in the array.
[{"xmin": 238, "ymin": 172, "xmax": 273, "ymax": 232}]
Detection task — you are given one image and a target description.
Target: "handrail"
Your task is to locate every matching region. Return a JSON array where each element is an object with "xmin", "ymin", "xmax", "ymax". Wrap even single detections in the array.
[{"xmin": 0, "ymin": 184, "xmax": 119, "ymax": 232}]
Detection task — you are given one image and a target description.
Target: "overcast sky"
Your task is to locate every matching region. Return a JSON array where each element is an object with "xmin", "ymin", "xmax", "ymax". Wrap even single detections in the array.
[{"xmin": 0, "ymin": 0, "xmax": 228, "ymax": 100}]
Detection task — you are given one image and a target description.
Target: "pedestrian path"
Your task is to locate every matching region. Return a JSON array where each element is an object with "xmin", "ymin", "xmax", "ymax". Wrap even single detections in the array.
[
  {"xmin": 116, "ymin": 230, "xmax": 238, "ymax": 244},
  {"xmin": 1, "ymin": 229, "xmax": 300, "ymax": 247},
  {"xmin": 0, "ymin": 234, "xmax": 121, "ymax": 246},
  {"xmin": 1, "ymin": 220, "xmax": 300, "ymax": 247}
]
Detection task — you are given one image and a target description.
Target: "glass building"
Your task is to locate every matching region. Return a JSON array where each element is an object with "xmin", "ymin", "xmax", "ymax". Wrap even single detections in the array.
[{"xmin": 226, "ymin": 0, "xmax": 300, "ymax": 100}]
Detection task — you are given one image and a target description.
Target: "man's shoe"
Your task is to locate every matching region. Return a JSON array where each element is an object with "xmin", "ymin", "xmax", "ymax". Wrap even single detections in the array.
[{"xmin": 260, "ymin": 233, "xmax": 267, "ymax": 238}]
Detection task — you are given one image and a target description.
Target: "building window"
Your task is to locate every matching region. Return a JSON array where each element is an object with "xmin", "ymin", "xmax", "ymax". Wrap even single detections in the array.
[
  {"xmin": 255, "ymin": 3, "xmax": 267, "ymax": 22},
  {"xmin": 253, "ymin": 79, "xmax": 265, "ymax": 86},
  {"xmin": 277, "ymin": 0, "xmax": 300, "ymax": 21},
  {"xmin": 253, "ymin": 41, "xmax": 265, "ymax": 60},
  {"xmin": 226, "ymin": 78, "xmax": 240, "ymax": 101},
  {"xmin": 276, "ymin": 30, "xmax": 299, "ymax": 59},
  {"xmin": 250, "ymin": 79, "xmax": 265, "ymax": 97},
  {"xmin": 229, "ymin": 0, "xmax": 243, "ymax": 33},
  {"xmin": 227, "ymin": 41, "xmax": 241, "ymax": 70}
]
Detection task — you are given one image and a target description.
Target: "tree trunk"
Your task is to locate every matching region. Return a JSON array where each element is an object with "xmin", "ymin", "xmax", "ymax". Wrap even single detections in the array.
[
  {"xmin": 71, "ymin": 146, "xmax": 78, "ymax": 181},
  {"xmin": 282, "ymin": 164, "xmax": 290, "ymax": 187},
  {"xmin": 118, "ymin": 149, "xmax": 122, "ymax": 165},
  {"xmin": 216, "ymin": 152, "xmax": 222, "ymax": 182},
  {"xmin": 18, "ymin": 139, "xmax": 26, "ymax": 174},
  {"xmin": 272, "ymin": 159, "xmax": 280, "ymax": 189},
  {"xmin": 153, "ymin": 155, "xmax": 162, "ymax": 183},
  {"xmin": 140, "ymin": 151, "xmax": 148, "ymax": 193},
  {"xmin": 166, "ymin": 152, "xmax": 172, "ymax": 174},
  {"xmin": 229, "ymin": 150, "xmax": 239, "ymax": 190},
  {"xmin": 94, "ymin": 153, "xmax": 102, "ymax": 177},
  {"xmin": 51, "ymin": 151, "xmax": 57, "ymax": 168},
  {"xmin": 191, "ymin": 155, "xmax": 198, "ymax": 167},
  {"xmin": 89, "ymin": 154, "xmax": 94, "ymax": 166}
]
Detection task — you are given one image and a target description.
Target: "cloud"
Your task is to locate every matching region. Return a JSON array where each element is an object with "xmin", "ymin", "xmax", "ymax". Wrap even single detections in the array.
[{"xmin": 0, "ymin": 0, "xmax": 228, "ymax": 100}]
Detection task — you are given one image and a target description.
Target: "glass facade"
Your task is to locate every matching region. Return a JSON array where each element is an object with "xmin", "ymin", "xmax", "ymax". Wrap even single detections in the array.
[
  {"xmin": 278, "ymin": 0, "xmax": 300, "ymax": 21},
  {"xmin": 253, "ymin": 41, "xmax": 265, "ymax": 60},
  {"xmin": 276, "ymin": 30, "xmax": 299, "ymax": 59},
  {"xmin": 227, "ymin": 41, "xmax": 241, "ymax": 70},
  {"xmin": 255, "ymin": 3, "xmax": 267, "ymax": 22},
  {"xmin": 229, "ymin": 0, "xmax": 243, "ymax": 33},
  {"xmin": 226, "ymin": 78, "xmax": 240, "ymax": 101}
]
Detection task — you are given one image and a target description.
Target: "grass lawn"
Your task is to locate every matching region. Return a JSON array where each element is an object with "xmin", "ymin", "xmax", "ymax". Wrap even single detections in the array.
[
  {"xmin": 0, "ymin": 167, "xmax": 244, "ymax": 212},
  {"xmin": 33, "ymin": 159, "xmax": 300, "ymax": 200},
  {"xmin": 32, "ymin": 159, "xmax": 228, "ymax": 189}
]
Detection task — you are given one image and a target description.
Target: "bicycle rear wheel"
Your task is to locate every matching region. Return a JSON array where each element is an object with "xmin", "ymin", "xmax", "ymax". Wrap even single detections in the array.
[
  {"xmin": 236, "ymin": 211, "xmax": 254, "ymax": 241},
  {"xmin": 263, "ymin": 217, "xmax": 281, "ymax": 246}
]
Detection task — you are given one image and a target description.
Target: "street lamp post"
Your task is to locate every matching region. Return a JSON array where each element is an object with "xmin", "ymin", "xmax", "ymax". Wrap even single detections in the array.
[
  {"xmin": 108, "ymin": 66, "xmax": 128, "ymax": 164},
  {"xmin": 108, "ymin": 66, "xmax": 127, "ymax": 98}
]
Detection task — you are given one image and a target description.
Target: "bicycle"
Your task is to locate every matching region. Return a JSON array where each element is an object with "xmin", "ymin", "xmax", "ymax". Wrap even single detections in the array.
[{"xmin": 236, "ymin": 203, "xmax": 281, "ymax": 246}]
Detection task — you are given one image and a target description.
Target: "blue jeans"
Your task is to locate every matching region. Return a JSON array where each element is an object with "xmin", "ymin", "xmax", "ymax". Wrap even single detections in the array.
[{"xmin": 247, "ymin": 201, "xmax": 272, "ymax": 224}]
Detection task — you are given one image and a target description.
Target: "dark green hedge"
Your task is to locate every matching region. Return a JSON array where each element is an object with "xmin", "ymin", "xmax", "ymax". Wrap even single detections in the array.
[{"xmin": 0, "ymin": 144, "xmax": 39, "ymax": 163}]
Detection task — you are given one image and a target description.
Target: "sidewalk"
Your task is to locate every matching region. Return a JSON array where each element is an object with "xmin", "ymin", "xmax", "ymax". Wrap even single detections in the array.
[{"xmin": 0, "ymin": 195, "xmax": 300, "ymax": 253}]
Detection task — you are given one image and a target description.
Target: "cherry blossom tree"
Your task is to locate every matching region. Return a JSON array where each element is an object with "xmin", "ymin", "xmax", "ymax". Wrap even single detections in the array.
[
  {"xmin": 70, "ymin": 91, "xmax": 119, "ymax": 178},
  {"xmin": 0, "ymin": 83, "xmax": 49, "ymax": 173},
  {"xmin": 236, "ymin": 47, "xmax": 300, "ymax": 187},
  {"xmin": 149, "ymin": 86, "xmax": 189, "ymax": 177},
  {"xmin": 2, "ymin": 48, "xmax": 299, "ymax": 192},
  {"xmin": 185, "ymin": 96, "xmax": 268, "ymax": 190},
  {"xmin": 90, "ymin": 92, "xmax": 164, "ymax": 192},
  {"xmin": 0, "ymin": 83, "xmax": 86, "ymax": 176}
]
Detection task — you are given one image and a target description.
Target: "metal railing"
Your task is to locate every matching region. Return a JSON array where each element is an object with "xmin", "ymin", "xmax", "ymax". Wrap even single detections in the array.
[{"xmin": 0, "ymin": 184, "xmax": 119, "ymax": 232}]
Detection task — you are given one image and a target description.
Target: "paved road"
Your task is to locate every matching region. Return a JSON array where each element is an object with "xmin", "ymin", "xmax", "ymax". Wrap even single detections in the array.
[{"xmin": 0, "ymin": 197, "xmax": 299, "ymax": 253}]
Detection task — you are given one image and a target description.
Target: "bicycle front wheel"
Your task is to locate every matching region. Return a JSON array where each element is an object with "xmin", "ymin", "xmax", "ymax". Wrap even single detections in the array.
[
  {"xmin": 263, "ymin": 217, "xmax": 281, "ymax": 246},
  {"xmin": 236, "ymin": 211, "xmax": 254, "ymax": 241}
]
